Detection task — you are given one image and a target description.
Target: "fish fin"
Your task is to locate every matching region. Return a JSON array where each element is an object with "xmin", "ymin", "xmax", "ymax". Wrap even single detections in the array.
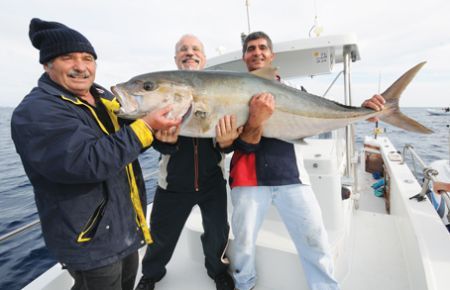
[
  {"xmin": 250, "ymin": 66, "xmax": 278, "ymax": 80},
  {"xmin": 380, "ymin": 62, "xmax": 433, "ymax": 134},
  {"xmin": 382, "ymin": 110, "xmax": 433, "ymax": 133}
]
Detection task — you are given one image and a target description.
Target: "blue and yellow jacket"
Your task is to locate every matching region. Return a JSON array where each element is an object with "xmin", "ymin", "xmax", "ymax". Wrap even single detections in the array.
[{"xmin": 11, "ymin": 74, "xmax": 154, "ymax": 271}]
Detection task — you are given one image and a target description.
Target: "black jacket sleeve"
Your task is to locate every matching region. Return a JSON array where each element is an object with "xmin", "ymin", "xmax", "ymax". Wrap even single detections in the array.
[
  {"xmin": 233, "ymin": 138, "xmax": 261, "ymax": 153},
  {"xmin": 152, "ymin": 138, "xmax": 179, "ymax": 155}
]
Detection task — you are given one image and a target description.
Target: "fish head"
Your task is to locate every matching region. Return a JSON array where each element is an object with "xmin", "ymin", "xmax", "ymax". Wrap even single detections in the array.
[{"xmin": 111, "ymin": 72, "xmax": 194, "ymax": 121}]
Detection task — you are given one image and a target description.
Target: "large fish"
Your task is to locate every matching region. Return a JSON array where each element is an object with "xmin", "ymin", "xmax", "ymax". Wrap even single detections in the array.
[{"xmin": 111, "ymin": 62, "xmax": 432, "ymax": 140}]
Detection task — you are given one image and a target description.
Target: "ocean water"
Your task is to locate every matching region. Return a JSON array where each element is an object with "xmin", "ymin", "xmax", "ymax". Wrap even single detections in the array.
[
  {"xmin": 0, "ymin": 106, "xmax": 449, "ymax": 290},
  {"xmin": 0, "ymin": 107, "xmax": 160, "ymax": 290}
]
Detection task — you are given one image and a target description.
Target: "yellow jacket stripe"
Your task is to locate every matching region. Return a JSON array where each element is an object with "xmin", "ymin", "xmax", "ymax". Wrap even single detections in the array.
[{"xmin": 126, "ymin": 164, "xmax": 152, "ymax": 243}]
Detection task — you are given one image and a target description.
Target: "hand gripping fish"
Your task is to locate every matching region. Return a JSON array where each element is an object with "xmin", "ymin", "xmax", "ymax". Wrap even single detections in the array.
[{"xmin": 111, "ymin": 62, "xmax": 432, "ymax": 140}]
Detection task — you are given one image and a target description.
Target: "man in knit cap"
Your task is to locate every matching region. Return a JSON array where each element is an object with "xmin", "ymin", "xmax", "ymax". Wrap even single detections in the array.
[{"xmin": 11, "ymin": 18, "xmax": 180, "ymax": 290}]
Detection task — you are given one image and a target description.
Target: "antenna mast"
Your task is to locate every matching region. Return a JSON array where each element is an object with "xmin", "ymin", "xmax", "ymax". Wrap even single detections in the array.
[
  {"xmin": 245, "ymin": 0, "xmax": 251, "ymax": 34},
  {"xmin": 308, "ymin": 0, "xmax": 323, "ymax": 37}
]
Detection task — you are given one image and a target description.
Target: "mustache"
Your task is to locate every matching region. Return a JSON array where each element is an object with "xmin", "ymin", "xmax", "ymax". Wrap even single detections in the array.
[
  {"xmin": 251, "ymin": 56, "xmax": 265, "ymax": 61},
  {"xmin": 67, "ymin": 69, "xmax": 90, "ymax": 78},
  {"xmin": 182, "ymin": 57, "xmax": 200, "ymax": 64}
]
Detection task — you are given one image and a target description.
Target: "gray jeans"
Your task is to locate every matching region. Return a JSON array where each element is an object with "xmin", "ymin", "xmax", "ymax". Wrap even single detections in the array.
[{"xmin": 68, "ymin": 251, "xmax": 139, "ymax": 290}]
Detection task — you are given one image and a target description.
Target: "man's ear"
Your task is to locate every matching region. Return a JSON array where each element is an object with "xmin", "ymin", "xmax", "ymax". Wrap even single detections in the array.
[{"xmin": 269, "ymin": 50, "xmax": 275, "ymax": 62}]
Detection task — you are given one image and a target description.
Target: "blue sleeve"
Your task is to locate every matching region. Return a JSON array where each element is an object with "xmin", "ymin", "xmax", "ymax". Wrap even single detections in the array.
[
  {"xmin": 233, "ymin": 138, "xmax": 261, "ymax": 153},
  {"xmin": 11, "ymin": 95, "xmax": 145, "ymax": 184}
]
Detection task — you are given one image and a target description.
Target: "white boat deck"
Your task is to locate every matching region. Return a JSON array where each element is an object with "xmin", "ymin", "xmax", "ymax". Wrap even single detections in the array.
[
  {"xmin": 136, "ymin": 223, "xmax": 216, "ymax": 289},
  {"xmin": 160, "ymin": 173, "xmax": 411, "ymax": 290},
  {"xmin": 23, "ymin": 137, "xmax": 450, "ymax": 290},
  {"xmin": 340, "ymin": 210, "xmax": 410, "ymax": 290},
  {"xmin": 356, "ymin": 168, "xmax": 389, "ymax": 214}
]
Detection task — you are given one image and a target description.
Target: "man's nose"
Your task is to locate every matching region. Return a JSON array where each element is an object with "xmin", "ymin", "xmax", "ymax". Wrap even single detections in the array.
[
  {"xmin": 185, "ymin": 48, "xmax": 195, "ymax": 55},
  {"xmin": 253, "ymin": 48, "xmax": 262, "ymax": 55},
  {"xmin": 72, "ymin": 58, "xmax": 87, "ymax": 70}
]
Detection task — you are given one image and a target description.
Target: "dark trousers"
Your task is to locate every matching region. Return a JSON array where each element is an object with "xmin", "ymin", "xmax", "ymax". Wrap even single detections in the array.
[
  {"xmin": 68, "ymin": 251, "xmax": 139, "ymax": 290},
  {"xmin": 141, "ymin": 183, "xmax": 230, "ymax": 281}
]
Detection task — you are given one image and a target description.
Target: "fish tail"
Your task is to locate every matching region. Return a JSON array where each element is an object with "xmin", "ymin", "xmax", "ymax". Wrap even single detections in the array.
[{"xmin": 379, "ymin": 62, "xmax": 433, "ymax": 134}]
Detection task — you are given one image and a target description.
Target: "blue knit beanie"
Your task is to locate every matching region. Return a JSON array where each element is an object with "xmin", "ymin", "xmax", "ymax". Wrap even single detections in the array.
[{"xmin": 29, "ymin": 18, "xmax": 97, "ymax": 64}]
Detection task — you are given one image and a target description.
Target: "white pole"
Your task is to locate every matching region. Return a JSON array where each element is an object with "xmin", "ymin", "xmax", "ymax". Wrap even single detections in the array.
[{"xmin": 245, "ymin": 0, "xmax": 251, "ymax": 33}]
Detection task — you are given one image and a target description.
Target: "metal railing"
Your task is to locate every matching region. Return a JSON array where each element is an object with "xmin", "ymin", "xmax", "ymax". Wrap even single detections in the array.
[
  {"xmin": 0, "ymin": 169, "xmax": 160, "ymax": 244},
  {"xmin": 0, "ymin": 219, "xmax": 41, "ymax": 243},
  {"xmin": 402, "ymin": 144, "xmax": 450, "ymax": 222}
]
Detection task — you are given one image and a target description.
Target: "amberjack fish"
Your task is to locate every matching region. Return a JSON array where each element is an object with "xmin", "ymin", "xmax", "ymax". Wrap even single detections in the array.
[{"xmin": 111, "ymin": 62, "xmax": 432, "ymax": 140}]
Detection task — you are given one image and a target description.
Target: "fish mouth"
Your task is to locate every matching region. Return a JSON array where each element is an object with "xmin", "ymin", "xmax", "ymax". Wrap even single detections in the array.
[
  {"xmin": 111, "ymin": 85, "xmax": 193, "ymax": 122},
  {"xmin": 115, "ymin": 107, "xmax": 146, "ymax": 119},
  {"xmin": 181, "ymin": 104, "xmax": 193, "ymax": 123},
  {"xmin": 110, "ymin": 85, "xmax": 123, "ymax": 108},
  {"xmin": 111, "ymin": 86, "xmax": 143, "ymax": 119}
]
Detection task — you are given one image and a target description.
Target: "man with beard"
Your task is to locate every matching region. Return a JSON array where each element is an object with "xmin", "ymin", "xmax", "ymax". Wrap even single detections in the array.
[{"xmin": 135, "ymin": 34, "xmax": 237, "ymax": 290}]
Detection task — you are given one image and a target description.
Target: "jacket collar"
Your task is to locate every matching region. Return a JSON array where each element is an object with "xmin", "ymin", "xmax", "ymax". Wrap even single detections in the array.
[{"xmin": 37, "ymin": 73, "xmax": 112, "ymax": 101}]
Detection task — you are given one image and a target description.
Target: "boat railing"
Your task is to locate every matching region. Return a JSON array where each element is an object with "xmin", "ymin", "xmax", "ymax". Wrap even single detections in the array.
[
  {"xmin": 342, "ymin": 46, "xmax": 358, "ymax": 189},
  {"xmin": 0, "ymin": 169, "xmax": 160, "ymax": 244},
  {"xmin": 321, "ymin": 70, "xmax": 343, "ymax": 98},
  {"xmin": 0, "ymin": 219, "xmax": 41, "ymax": 243},
  {"xmin": 401, "ymin": 144, "xmax": 450, "ymax": 222}
]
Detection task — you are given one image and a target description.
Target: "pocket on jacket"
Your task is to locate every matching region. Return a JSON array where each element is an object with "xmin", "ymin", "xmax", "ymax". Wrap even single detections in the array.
[{"xmin": 76, "ymin": 198, "xmax": 107, "ymax": 243}]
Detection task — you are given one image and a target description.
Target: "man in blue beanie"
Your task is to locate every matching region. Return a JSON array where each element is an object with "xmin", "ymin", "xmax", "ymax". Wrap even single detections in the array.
[{"xmin": 11, "ymin": 18, "xmax": 180, "ymax": 290}]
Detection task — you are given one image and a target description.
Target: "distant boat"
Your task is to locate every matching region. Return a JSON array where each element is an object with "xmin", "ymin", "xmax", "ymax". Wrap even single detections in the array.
[{"xmin": 427, "ymin": 108, "xmax": 450, "ymax": 116}]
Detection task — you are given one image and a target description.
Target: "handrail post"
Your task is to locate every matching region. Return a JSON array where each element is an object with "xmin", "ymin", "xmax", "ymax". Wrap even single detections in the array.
[
  {"xmin": 343, "ymin": 45, "xmax": 355, "ymax": 183},
  {"xmin": 0, "ymin": 219, "xmax": 41, "ymax": 243},
  {"xmin": 403, "ymin": 144, "xmax": 450, "ymax": 217}
]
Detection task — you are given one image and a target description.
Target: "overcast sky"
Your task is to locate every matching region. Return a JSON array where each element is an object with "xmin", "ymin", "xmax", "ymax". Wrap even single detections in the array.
[{"xmin": 1, "ymin": 0, "xmax": 449, "ymax": 107}]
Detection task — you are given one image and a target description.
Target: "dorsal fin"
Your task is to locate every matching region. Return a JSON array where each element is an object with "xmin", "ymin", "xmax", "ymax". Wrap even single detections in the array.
[{"xmin": 250, "ymin": 66, "xmax": 278, "ymax": 80}]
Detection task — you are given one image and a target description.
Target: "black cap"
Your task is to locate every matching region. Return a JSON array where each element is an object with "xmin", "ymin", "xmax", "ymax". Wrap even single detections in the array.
[{"xmin": 29, "ymin": 18, "xmax": 97, "ymax": 64}]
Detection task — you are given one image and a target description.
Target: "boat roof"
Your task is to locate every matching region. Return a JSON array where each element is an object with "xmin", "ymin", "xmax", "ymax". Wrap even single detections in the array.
[{"xmin": 206, "ymin": 34, "xmax": 360, "ymax": 78}]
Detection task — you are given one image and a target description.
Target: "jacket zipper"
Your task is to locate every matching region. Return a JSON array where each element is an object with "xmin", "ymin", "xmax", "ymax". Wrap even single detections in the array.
[{"xmin": 193, "ymin": 138, "xmax": 199, "ymax": 191}]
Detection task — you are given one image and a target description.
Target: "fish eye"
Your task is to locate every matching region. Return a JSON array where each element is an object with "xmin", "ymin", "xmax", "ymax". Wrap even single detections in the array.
[{"xmin": 143, "ymin": 81, "xmax": 156, "ymax": 91}]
